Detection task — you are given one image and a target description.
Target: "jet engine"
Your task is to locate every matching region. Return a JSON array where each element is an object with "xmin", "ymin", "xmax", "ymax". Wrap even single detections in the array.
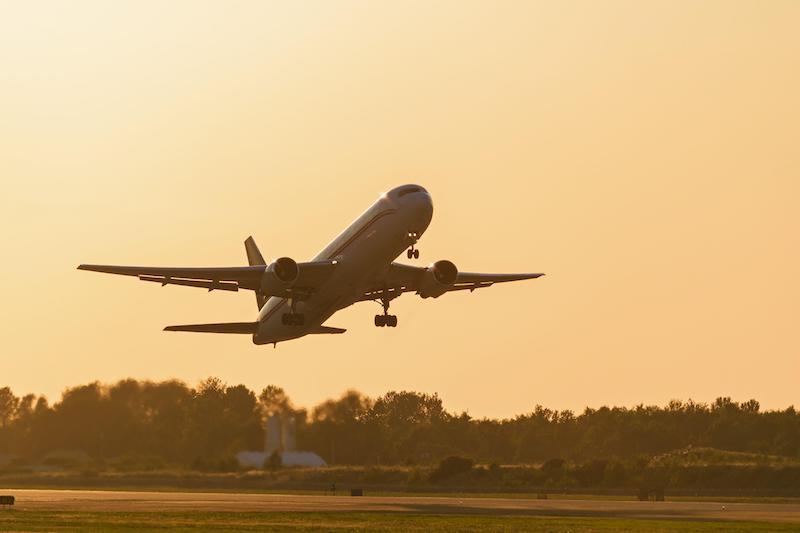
[
  {"xmin": 260, "ymin": 257, "xmax": 299, "ymax": 295},
  {"xmin": 417, "ymin": 260, "xmax": 458, "ymax": 298}
]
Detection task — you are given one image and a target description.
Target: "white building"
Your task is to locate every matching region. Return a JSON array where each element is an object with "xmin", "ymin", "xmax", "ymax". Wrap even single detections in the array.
[{"xmin": 236, "ymin": 413, "xmax": 326, "ymax": 468}]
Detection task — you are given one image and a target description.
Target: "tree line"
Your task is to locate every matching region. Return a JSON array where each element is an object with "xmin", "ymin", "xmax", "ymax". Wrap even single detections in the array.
[{"xmin": 0, "ymin": 379, "xmax": 797, "ymax": 467}]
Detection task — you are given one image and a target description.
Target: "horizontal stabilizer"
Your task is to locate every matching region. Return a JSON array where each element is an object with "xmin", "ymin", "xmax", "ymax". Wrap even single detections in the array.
[
  {"xmin": 308, "ymin": 325, "xmax": 346, "ymax": 334},
  {"xmin": 164, "ymin": 322, "xmax": 258, "ymax": 334}
]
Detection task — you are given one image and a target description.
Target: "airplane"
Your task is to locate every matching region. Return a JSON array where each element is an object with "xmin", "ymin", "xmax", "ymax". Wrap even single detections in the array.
[{"xmin": 78, "ymin": 184, "xmax": 544, "ymax": 346}]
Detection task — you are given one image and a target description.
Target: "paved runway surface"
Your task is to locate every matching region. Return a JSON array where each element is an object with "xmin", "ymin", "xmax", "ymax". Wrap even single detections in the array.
[{"xmin": 2, "ymin": 489, "xmax": 799, "ymax": 523}]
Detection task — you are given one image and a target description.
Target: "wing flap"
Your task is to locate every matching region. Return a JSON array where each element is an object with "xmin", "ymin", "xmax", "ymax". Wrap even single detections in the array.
[
  {"xmin": 139, "ymin": 275, "xmax": 239, "ymax": 292},
  {"xmin": 78, "ymin": 264, "xmax": 264, "ymax": 290}
]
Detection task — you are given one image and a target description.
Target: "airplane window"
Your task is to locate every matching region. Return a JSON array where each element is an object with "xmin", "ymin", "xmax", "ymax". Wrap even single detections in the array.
[{"xmin": 397, "ymin": 187, "xmax": 421, "ymax": 197}]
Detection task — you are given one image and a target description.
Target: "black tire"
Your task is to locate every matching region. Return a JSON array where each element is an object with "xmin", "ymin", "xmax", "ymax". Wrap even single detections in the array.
[
  {"xmin": 387, "ymin": 315, "xmax": 398, "ymax": 327},
  {"xmin": 281, "ymin": 313, "xmax": 290, "ymax": 325},
  {"xmin": 374, "ymin": 315, "xmax": 385, "ymax": 327},
  {"xmin": 413, "ymin": 249, "xmax": 419, "ymax": 259},
  {"xmin": 407, "ymin": 249, "xmax": 413, "ymax": 259}
]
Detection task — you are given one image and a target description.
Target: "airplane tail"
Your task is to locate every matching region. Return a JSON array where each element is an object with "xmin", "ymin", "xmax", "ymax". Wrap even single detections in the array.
[
  {"xmin": 164, "ymin": 322, "xmax": 259, "ymax": 334},
  {"xmin": 244, "ymin": 236, "xmax": 267, "ymax": 310}
]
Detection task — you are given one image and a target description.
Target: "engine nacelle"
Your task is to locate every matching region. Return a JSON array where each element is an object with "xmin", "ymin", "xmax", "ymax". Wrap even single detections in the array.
[
  {"xmin": 418, "ymin": 260, "xmax": 458, "ymax": 299},
  {"xmin": 260, "ymin": 257, "xmax": 299, "ymax": 295}
]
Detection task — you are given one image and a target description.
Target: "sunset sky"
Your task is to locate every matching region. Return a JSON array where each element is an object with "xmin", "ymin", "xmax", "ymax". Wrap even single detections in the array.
[{"xmin": 2, "ymin": 1, "xmax": 798, "ymax": 418}]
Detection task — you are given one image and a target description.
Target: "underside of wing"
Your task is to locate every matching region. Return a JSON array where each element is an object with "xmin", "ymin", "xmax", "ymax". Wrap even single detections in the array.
[
  {"xmin": 308, "ymin": 325, "xmax": 347, "ymax": 334},
  {"xmin": 78, "ymin": 260, "xmax": 337, "ymax": 295},
  {"xmin": 358, "ymin": 262, "xmax": 544, "ymax": 301},
  {"xmin": 294, "ymin": 260, "xmax": 338, "ymax": 287},
  {"xmin": 164, "ymin": 322, "xmax": 259, "ymax": 334},
  {"xmin": 78, "ymin": 264, "xmax": 265, "ymax": 290},
  {"xmin": 453, "ymin": 271, "xmax": 545, "ymax": 285}
]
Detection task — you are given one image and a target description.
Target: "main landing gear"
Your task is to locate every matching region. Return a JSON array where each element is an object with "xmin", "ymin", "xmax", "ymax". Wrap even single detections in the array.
[
  {"xmin": 407, "ymin": 232, "xmax": 420, "ymax": 259},
  {"xmin": 374, "ymin": 296, "xmax": 398, "ymax": 328},
  {"xmin": 374, "ymin": 314, "xmax": 397, "ymax": 327},
  {"xmin": 281, "ymin": 298, "xmax": 305, "ymax": 326}
]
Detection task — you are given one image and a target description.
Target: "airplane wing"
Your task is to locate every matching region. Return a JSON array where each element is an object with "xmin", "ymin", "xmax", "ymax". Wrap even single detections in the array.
[
  {"xmin": 164, "ymin": 321, "xmax": 259, "ymax": 334},
  {"xmin": 77, "ymin": 261, "xmax": 336, "ymax": 295},
  {"xmin": 359, "ymin": 262, "xmax": 544, "ymax": 301}
]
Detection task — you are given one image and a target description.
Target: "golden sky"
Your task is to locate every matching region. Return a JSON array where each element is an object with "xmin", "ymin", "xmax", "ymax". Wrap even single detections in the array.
[{"xmin": 2, "ymin": 1, "xmax": 798, "ymax": 418}]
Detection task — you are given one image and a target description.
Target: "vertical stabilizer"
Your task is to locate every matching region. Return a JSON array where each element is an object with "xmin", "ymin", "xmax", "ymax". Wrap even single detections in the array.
[
  {"xmin": 245, "ymin": 236, "xmax": 266, "ymax": 266},
  {"xmin": 244, "ymin": 236, "xmax": 267, "ymax": 310}
]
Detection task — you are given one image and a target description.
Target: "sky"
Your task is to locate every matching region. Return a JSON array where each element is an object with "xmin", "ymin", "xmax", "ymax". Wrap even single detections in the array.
[{"xmin": 1, "ymin": 1, "xmax": 798, "ymax": 418}]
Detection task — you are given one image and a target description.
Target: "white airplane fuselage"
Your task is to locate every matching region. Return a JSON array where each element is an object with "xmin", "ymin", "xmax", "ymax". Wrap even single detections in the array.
[
  {"xmin": 78, "ymin": 184, "xmax": 543, "ymax": 343},
  {"xmin": 254, "ymin": 186, "xmax": 433, "ymax": 345}
]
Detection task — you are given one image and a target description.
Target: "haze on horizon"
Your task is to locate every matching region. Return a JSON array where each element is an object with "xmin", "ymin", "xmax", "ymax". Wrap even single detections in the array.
[{"xmin": 1, "ymin": 1, "xmax": 798, "ymax": 418}]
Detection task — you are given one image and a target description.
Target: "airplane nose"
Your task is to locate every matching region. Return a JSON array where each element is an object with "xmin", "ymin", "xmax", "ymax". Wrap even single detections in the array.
[{"xmin": 416, "ymin": 192, "xmax": 433, "ymax": 225}]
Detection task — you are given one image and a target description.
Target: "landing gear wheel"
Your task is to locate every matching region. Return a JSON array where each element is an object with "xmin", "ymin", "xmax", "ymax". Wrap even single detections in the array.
[
  {"xmin": 407, "ymin": 231, "xmax": 420, "ymax": 260},
  {"xmin": 375, "ymin": 293, "xmax": 398, "ymax": 328}
]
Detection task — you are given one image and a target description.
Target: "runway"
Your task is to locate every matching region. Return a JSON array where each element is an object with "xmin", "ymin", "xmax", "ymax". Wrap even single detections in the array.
[{"xmin": 2, "ymin": 489, "xmax": 799, "ymax": 523}]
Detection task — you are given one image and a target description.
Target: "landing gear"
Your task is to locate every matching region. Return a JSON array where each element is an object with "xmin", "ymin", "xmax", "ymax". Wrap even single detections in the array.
[
  {"xmin": 282, "ymin": 298, "xmax": 305, "ymax": 326},
  {"xmin": 374, "ymin": 295, "xmax": 398, "ymax": 327},
  {"xmin": 407, "ymin": 232, "xmax": 420, "ymax": 259},
  {"xmin": 374, "ymin": 314, "xmax": 398, "ymax": 327}
]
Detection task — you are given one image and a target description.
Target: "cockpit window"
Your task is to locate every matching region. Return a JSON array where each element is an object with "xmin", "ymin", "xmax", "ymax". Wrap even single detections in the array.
[{"xmin": 397, "ymin": 186, "xmax": 422, "ymax": 197}]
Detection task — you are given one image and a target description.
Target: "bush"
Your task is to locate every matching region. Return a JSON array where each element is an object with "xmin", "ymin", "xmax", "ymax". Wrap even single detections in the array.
[
  {"xmin": 192, "ymin": 455, "xmax": 241, "ymax": 472},
  {"xmin": 541, "ymin": 458, "xmax": 565, "ymax": 475},
  {"xmin": 429, "ymin": 456, "xmax": 474, "ymax": 483},
  {"xmin": 574, "ymin": 459, "xmax": 608, "ymax": 486},
  {"xmin": 115, "ymin": 453, "xmax": 166, "ymax": 471},
  {"xmin": 263, "ymin": 451, "xmax": 282, "ymax": 471}
]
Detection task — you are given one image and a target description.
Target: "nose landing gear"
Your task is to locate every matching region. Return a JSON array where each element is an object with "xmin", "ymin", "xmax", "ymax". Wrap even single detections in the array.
[{"xmin": 407, "ymin": 232, "xmax": 420, "ymax": 259}]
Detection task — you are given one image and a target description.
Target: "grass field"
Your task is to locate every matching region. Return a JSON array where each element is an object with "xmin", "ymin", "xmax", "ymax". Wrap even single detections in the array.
[{"xmin": 1, "ymin": 511, "xmax": 798, "ymax": 532}]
